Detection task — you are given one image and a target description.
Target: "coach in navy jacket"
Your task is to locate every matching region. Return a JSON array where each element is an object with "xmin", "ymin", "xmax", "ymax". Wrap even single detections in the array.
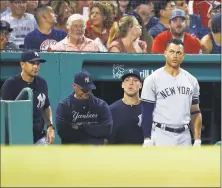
[{"xmin": 56, "ymin": 71, "xmax": 113, "ymax": 144}]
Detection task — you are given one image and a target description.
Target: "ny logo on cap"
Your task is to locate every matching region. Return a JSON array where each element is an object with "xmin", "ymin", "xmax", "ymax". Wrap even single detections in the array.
[
  {"xmin": 34, "ymin": 52, "xmax": 39, "ymax": 57},
  {"xmin": 129, "ymin": 69, "xmax": 133, "ymax": 73},
  {"xmin": 176, "ymin": 11, "xmax": 182, "ymax": 16},
  {"xmin": 85, "ymin": 77, "xmax": 90, "ymax": 83}
]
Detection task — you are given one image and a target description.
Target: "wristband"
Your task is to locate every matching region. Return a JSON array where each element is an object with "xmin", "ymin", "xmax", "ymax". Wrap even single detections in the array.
[{"xmin": 47, "ymin": 124, "xmax": 55, "ymax": 130}]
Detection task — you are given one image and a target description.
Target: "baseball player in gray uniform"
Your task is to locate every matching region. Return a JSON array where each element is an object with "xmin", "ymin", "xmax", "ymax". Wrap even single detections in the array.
[{"xmin": 141, "ymin": 39, "xmax": 202, "ymax": 147}]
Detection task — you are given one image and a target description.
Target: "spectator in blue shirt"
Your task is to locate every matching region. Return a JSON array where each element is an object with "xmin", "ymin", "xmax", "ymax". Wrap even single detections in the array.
[
  {"xmin": 56, "ymin": 71, "xmax": 113, "ymax": 145},
  {"xmin": 132, "ymin": 0, "xmax": 159, "ymax": 31},
  {"xmin": 148, "ymin": 0, "xmax": 175, "ymax": 38},
  {"xmin": 24, "ymin": 5, "xmax": 66, "ymax": 51}
]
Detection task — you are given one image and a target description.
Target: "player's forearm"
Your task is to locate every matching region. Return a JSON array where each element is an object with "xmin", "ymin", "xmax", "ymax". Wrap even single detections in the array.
[
  {"xmin": 191, "ymin": 113, "xmax": 202, "ymax": 140},
  {"xmin": 83, "ymin": 123, "xmax": 112, "ymax": 138},
  {"xmin": 43, "ymin": 106, "xmax": 53, "ymax": 126},
  {"xmin": 141, "ymin": 101, "xmax": 154, "ymax": 139}
]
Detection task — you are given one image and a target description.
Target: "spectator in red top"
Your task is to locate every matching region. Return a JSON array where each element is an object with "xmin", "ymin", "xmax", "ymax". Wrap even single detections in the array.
[
  {"xmin": 193, "ymin": 0, "xmax": 211, "ymax": 28},
  {"xmin": 193, "ymin": 0, "xmax": 221, "ymax": 28},
  {"xmin": 152, "ymin": 9, "xmax": 201, "ymax": 54}
]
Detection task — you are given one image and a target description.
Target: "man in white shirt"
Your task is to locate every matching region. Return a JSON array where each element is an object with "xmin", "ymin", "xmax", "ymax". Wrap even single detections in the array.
[{"xmin": 1, "ymin": 0, "xmax": 37, "ymax": 48}]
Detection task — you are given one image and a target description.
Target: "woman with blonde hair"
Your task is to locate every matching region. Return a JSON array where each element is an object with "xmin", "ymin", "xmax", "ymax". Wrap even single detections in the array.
[{"xmin": 107, "ymin": 15, "xmax": 147, "ymax": 53}]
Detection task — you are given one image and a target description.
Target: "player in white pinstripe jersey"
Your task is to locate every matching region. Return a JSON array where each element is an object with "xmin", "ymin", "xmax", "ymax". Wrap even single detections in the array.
[{"xmin": 140, "ymin": 39, "xmax": 202, "ymax": 146}]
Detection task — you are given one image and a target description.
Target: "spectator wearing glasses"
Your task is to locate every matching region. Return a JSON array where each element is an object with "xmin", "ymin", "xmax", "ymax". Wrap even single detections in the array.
[
  {"xmin": 201, "ymin": 13, "xmax": 221, "ymax": 54},
  {"xmin": 0, "ymin": 20, "xmax": 18, "ymax": 51},
  {"xmin": 56, "ymin": 70, "xmax": 113, "ymax": 145},
  {"xmin": 51, "ymin": 14, "xmax": 99, "ymax": 52},
  {"xmin": 1, "ymin": 0, "xmax": 37, "ymax": 48},
  {"xmin": 148, "ymin": 0, "xmax": 175, "ymax": 38},
  {"xmin": 152, "ymin": 9, "xmax": 201, "ymax": 54}
]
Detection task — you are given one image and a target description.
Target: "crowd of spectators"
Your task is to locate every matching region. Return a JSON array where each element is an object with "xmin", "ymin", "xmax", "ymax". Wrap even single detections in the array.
[{"xmin": 0, "ymin": 0, "xmax": 221, "ymax": 54}]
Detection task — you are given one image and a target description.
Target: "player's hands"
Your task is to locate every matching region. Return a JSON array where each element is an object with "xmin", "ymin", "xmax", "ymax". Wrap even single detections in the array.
[
  {"xmin": 104, "ymin": 139, "xmax": 108, "ymax": 145},
  {"xmin": 193, "ymin": 140, "xmax": 201, "ymax": 147},
  {"xmin": 143, "ymin": 138, "xmax": 154, "ymax": 147},
  {"xmin": 46, "ymin": 125, "xmax": 55, "ymax": 144}
]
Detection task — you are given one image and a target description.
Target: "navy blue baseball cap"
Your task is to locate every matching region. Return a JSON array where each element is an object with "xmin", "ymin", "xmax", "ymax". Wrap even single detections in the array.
[
  {"xmin": 0, "ymin": 20, "xmax": 13, "ymax": 32},
  {"xmin": 21, "ymin": 50, "xmax": 46, "ymax": 63},
  {"xmin": 74, "ymin": 71, "xmax": 96, "ymax": 90},
  {"xmin": 121, "ymin": 69, "xmax": 141, "ymax": 81}
]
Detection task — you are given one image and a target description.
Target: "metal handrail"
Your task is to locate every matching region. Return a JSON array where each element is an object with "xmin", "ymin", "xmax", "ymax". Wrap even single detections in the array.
[{"xmin": 15, "ymin": 87, "xmax": 33, "ymax": 102}]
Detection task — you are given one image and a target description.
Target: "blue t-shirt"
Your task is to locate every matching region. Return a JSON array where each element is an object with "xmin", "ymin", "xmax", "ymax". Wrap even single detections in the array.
[
  {"xmin": 145, "ymin": 16, "xmax": 159, "ymax": 32},
  {"xmin": 109, "ymin": 99, "xmax": 143, "ymax": 144},
  {"xmin": 24, "ymin": 28, "xmax": 67, "ymax": 51},
  {"xmin": 1, "ymin": 75, "xmax": 50, "ymax": 142},
  {"xmin": 56, "ymin": 93, "xmax": 113, "ymax": 144},
  {"xmin": 148, "ymin": 23, "xmax": 168, "ymax": 38},
  {"xmin": 186, "ymin": 14, "xmax": 206, "ymax": 39}
]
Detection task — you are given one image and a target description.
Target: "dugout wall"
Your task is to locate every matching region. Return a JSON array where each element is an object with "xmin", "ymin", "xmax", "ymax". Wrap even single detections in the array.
[{"xmin": 0, "ymin": 52, "xmax": 221, "ymax": 144}]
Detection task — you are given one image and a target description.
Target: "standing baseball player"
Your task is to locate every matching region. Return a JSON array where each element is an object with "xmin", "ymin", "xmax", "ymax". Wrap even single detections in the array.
[
  {"xmin": 56, "ymin": 70, "xmax": 113, "ymax": 145},
  {"xmin": 1, "ymin": 50, "xmax": 55, "ymax": 144},
  {"xmin": 141, "ymin": 39, "xmax": 202, "ymax": 146},
  {"xmin": 109, "ymin": 69, "xmax": 143, "ymax": 144}
]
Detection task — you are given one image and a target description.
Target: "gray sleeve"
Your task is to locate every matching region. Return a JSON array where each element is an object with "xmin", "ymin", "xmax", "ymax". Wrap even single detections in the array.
[{"xmin": 141, "ymin": 74, "xmax": 156, "ymax": 103}]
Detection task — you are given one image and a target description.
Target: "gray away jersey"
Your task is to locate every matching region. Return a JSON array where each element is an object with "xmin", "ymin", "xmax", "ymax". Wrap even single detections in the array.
[{"xmin": 141, "ymin": 67, "xmax": 200, "ymax": 126}]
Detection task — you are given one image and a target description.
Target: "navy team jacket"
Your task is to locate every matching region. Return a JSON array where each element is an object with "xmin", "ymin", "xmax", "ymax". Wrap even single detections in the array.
[{"xmin": 56, "ymin": 93, "xmax": 113, "ymax": 144}]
